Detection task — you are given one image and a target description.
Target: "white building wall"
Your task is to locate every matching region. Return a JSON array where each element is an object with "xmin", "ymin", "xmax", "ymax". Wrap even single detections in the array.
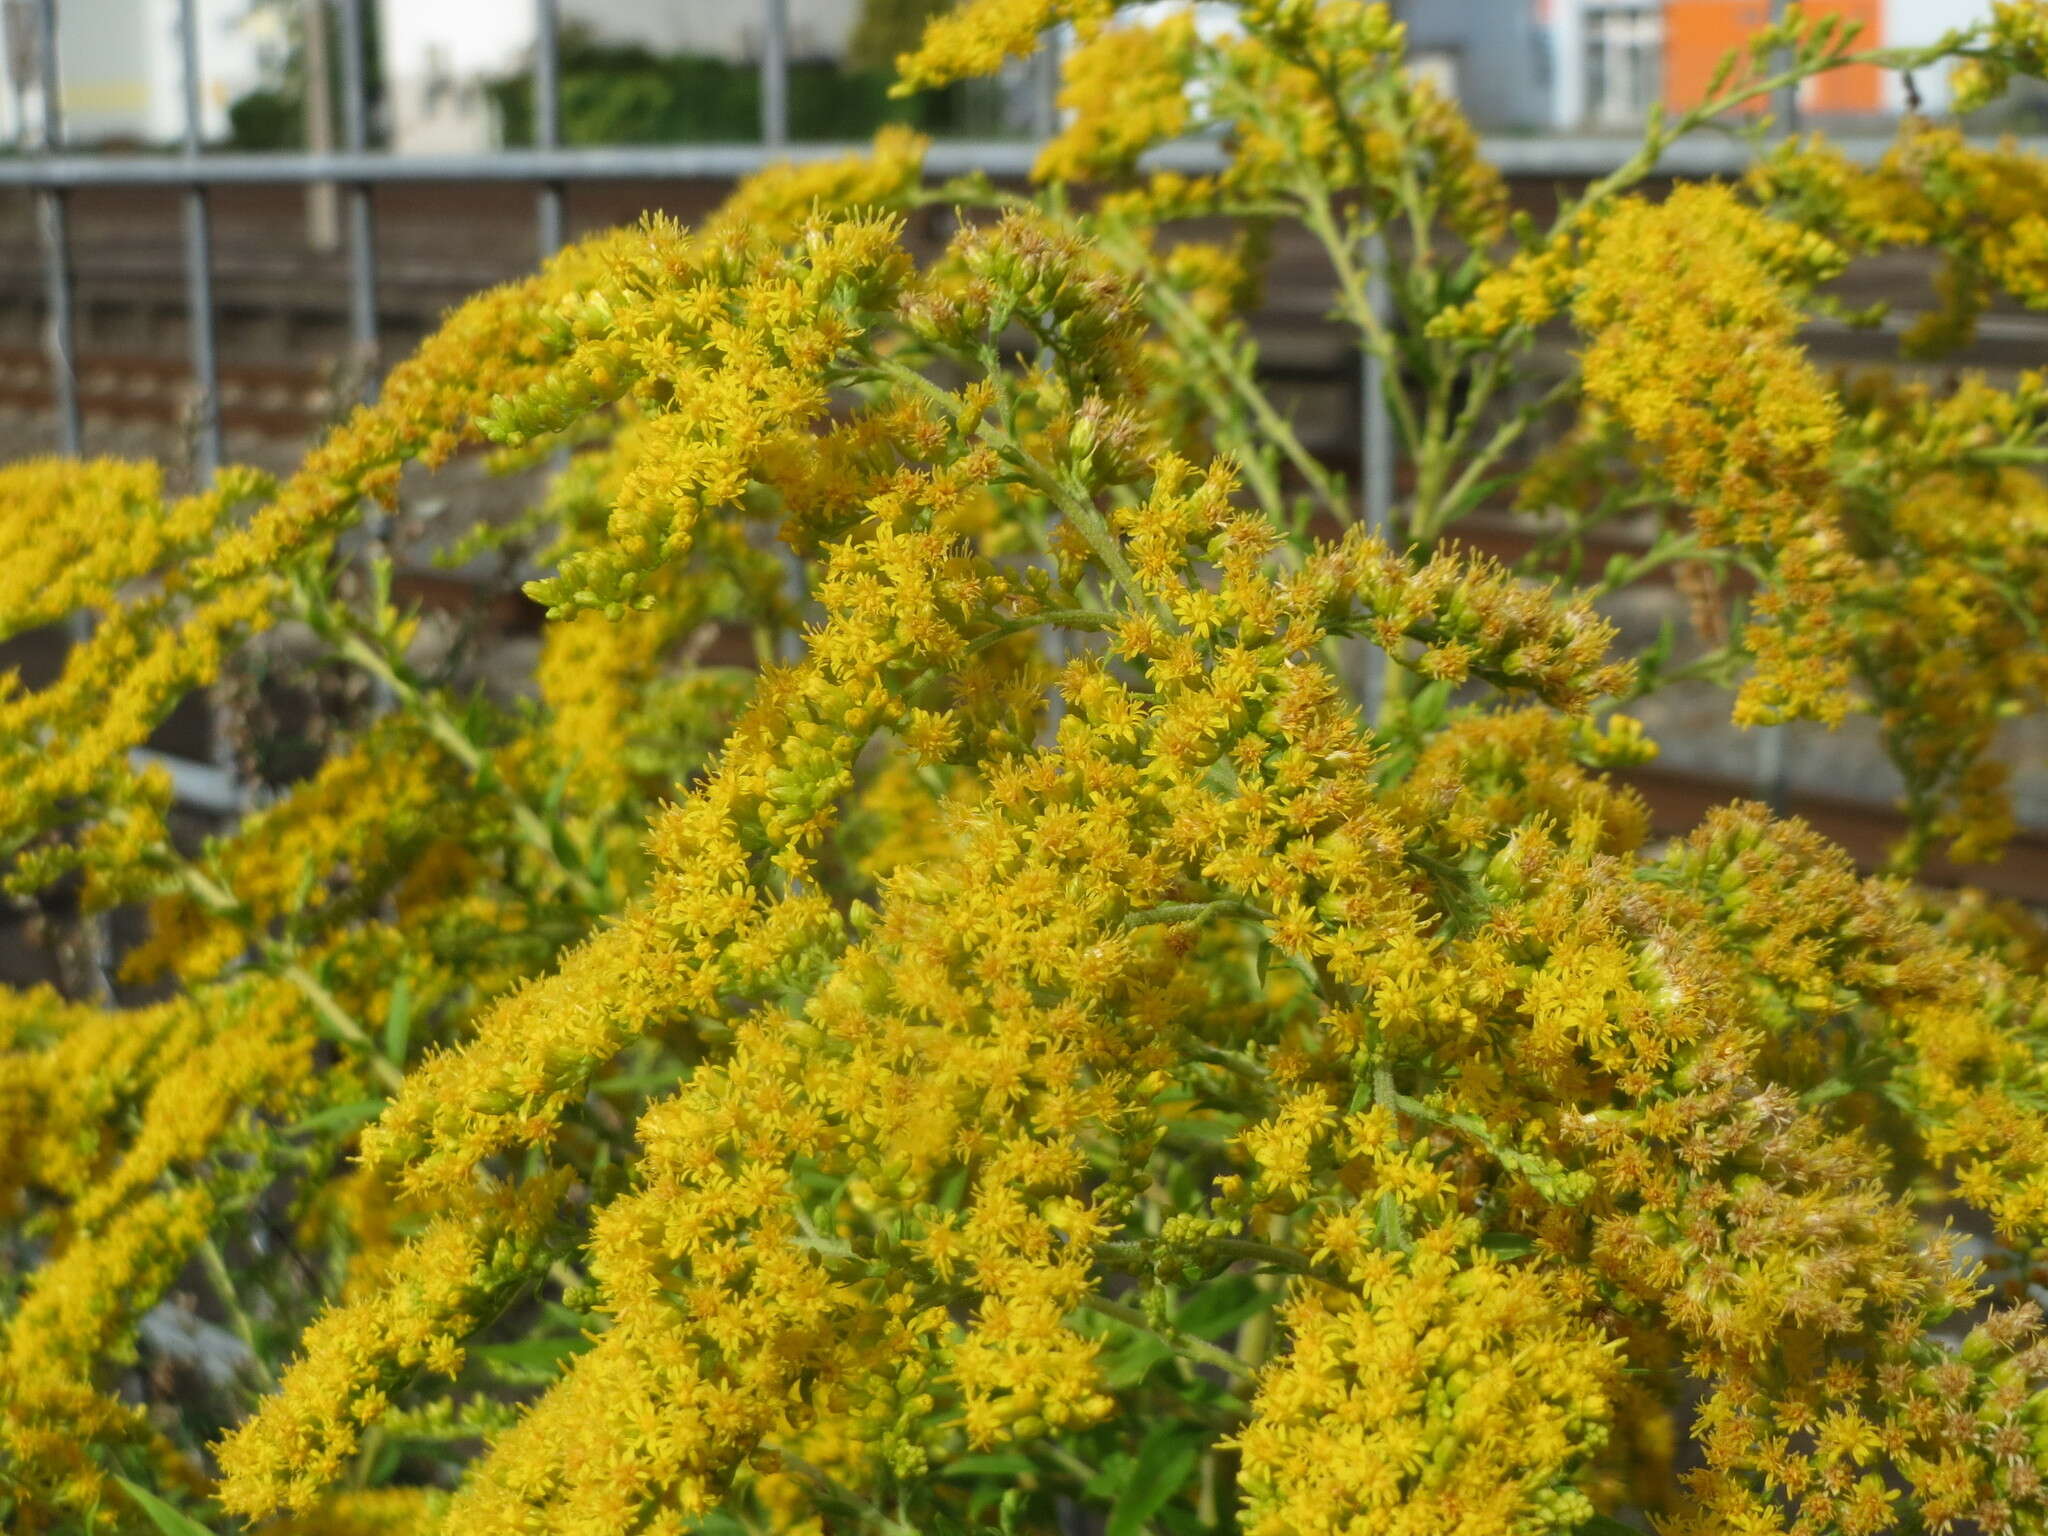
[
  {"xmin": 0, "ymin": 0, "xmax": 262, "ymax": 145},
  {"xmin": 381, "ymin": 0, "xmax": 527, "ymax": 155},
  {"xmin": 1882, "ymin": 0, "xmax": 1994, "ymax": 113}
]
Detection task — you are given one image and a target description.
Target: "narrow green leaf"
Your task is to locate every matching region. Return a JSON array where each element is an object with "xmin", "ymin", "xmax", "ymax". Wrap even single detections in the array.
[
  {"xmin": 287, "ymin": 1098, "xmax": 384, "ymax": 1139},
  {"xmin": 935, "ymin": 1452, "xmax": 1037, "ymax": 1479},
  {"xmin": 1173, "ymin": 1275, "xmax": 1280, "ymax": 1340},
  {"xmin": 593, "ymin": 1068, "xmax": 684, "ymax": 1096},
  {"xmin": 383, "ymin": 971, "xmax": 413, "ymax": 1066},
  {"xmin": 541, "ymin": 754, "xmax": 576, "ymax": 821},
  {"xmin": 1101, "ymin": 1332, "xmax": 1175, "ymax": 1389},
  {"xmin": 115, "ymin": 1478, "xmax": 219, "ymax": 1536},
  {"xmin": 472, "ymin": 1333, "xmax": 592, "ymax": 1371},
  {"xmin": 1480, "ymin": 1230, "xmax": 1537, "ymax": 1260},
  {"xmin": 549, "ymin": 819, "xmax": 585, "ymax": 876},
  {"xmin": 1408, "ymin": 677, "xmax": 1454, "ymax": 733},
  {"xmin": 1107, "ymin": 1424, "xmax": 1201, "ymax": 1536},
  {"xmin": 1157, "ymin": 1113, "xmax": 1240, "ymax": 1144}
]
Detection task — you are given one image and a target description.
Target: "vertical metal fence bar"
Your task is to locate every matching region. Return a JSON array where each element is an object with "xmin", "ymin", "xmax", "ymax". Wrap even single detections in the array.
[
  {"xmin": 1754, "ymin": 0, "xmax": 1794, "ymax": 808},
  {"xmin": 332, "ymin": 0, "xmax": 394, "ymax": 720},
  {"xmin": 759, "ymin": 0, "xmax": 802, "ymax": 660},
  {"xmin": 33, "ymin": 0, "xmax": 78, "ymax": 455},
  {"xmin": 302, "ymin": 0, "xmax": 337, "ymax": 249},
  {"xmin": 38, "ymin": 0, "xmax": 109, "ymax": 996},
  {"xmin": 336, "ymin": 0, "xmax": 378, "ymax": 400},
  {"xmin": 1038, "ymin": 22, "xmax": 1062, "ymax": 137},
  {"xmin": 1358, "ymin": 235, "xmax": 1395, "ymax": 726},
  {"xmin": 760, "ymin": 0, "xmax": 788, "ymax": 149},
  {"xmin": 175, "ymin": 0, "xmax": 221, "ymax": 480},
  {"xmin": 534, "ymin": 0, "xmax": 564, "ymax": 257},
  {"xmin": 176, "ymin": 0, "xmax": 241, "ymax": 800},
  {"xmin": 1767, "ymin": 0, "xmax": 1800, "ymax": 136}
]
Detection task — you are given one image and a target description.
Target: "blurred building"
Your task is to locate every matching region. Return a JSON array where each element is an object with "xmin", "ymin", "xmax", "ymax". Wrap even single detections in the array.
[
  {"xmin": 0, "ymin": 0, "xmax": 266, "ymax": 144},
  {"xmin": 1402, "ymin": 0, "xmax": 1995, "ymax": 131},
  {"xmin": 379, "ymin": 0, "xmax": 525, "ymax": 155},
  {"xmin": 380, "ymin": 0, "xmax": 1957, "ymax": 157},
  {"xmin": 383, "ymin": 0, "xmax": 862, "ymax": 155},
  {"xmin": 1394, "ymin": 0, "xmax": 1556, "ymax": 130},
  {"xmin": 558, "ymin": 0, "xmax": 858, "ymax": 63}
]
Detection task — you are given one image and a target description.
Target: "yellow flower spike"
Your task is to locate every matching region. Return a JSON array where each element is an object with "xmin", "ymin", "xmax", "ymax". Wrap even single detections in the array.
[{"xmin": 891, "ymin": 0, "xmax": 1115, "ymax": 95}]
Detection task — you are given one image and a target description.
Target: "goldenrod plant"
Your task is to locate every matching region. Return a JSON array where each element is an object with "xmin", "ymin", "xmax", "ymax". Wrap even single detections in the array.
[{"xmin": 5, "ymin": 4, "xmax": 2048, "ymax": 1533}]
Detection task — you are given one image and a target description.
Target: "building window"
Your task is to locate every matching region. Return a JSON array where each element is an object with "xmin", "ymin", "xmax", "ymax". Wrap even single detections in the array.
[{"xmin": 1584, "ymin": 6, "xmax": 1662, "ymax": 127}]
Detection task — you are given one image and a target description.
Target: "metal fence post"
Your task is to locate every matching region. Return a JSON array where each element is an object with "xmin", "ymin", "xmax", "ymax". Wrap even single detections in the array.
[
  {"xmin": 302, "ymin": 0, "xmax": 337, "ymax": 249},
  {"xmin": 336, "ymin": 0, "xmax": 378, "ymax": 401},
  {"xmin": 34, "ymin": 0, "xmax": 109, "ymax": 996},
  {"xmin": 1358, "ymin": 235, "xmax": 1395, "ymax": 726},
  {"xmin": 1754, "ymin": 0, "xmax": 1795, "ymax": 808},
  {"xmin": 32, "ymin": 0, "xmax": 77, "ymax": 456},
  {"xmin": 760, "ymin": 0, "xmax": 802, "ymax": 659},
  {"xmin": 175, "ymin": 0, "xmax": 221, "ymax": 481},
  {"xmin": 760, "ymin": 0, "xmax": 788, "ymax": 149},
  {"xmin": 174, "ymin": 0, "xmax": 247, "ymax": 803},
  {"xmin": 1768, "ymin": 0, "xmax": 1800, "ymax": 136},
  {"xmin": 535, "ymin": 0, "xmax": 564, "ymax": 257},
  {"xmin": 1039, "ymin": 22, "xmax": 1062, "ymax": 136}
]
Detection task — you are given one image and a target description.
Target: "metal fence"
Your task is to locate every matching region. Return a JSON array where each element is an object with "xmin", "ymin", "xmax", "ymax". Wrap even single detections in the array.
[
  {"xmin": 3, "ymin": 0, "xmax": 2041, "ymax": 827},
  {"xmin": 14, "ymin": 0, "xmax": 2024, "ymax": 483}
]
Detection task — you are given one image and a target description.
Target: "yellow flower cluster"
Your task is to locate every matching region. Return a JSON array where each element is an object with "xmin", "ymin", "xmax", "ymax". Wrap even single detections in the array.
[
  {"xmin": 1446, "ymin": 161, "xmax": 2048, "ymax": 862},
  {"xmin": 1034, "ymin": 12, "xmax": 1199, "ymax": 185},
  {"xmin": 500, "ymin": 213, "xmax": 913, "ymax": 619},
  {"xmin": 0, "ymin": 973, "xmax": 330, "ymax": 1527},
  {"xmin": 1953, "ymin": 1, "xmax": 2048, "ymax": 112},
  {"xmin": 0, "ymin": 457, "xmax": 268, "ymax": 635},
  {"xmin": 216, "ymin": 1175, "xmax": 570, "ymax": 1517},
  {"xmin": 1235, "ymin": 1218, "xmax": 1617, "ymax": 1536},
  {"xmin": 891, "ymin": 0, "xmax": 1112, "ymax": 94},
  {"xmin": 6, "ymin": 9, "xmax": 2048, "ymax": 1535},
  {"xmin": 123, "ymin": 717, "xmax": 473, "ymax": 984},
  {"xmin": 714, "ymin": 125, "xmax": 928, "ymax": 243},
  {"xmin": 1750, "ymin": 122, "xmax": 2048, "ymax": 355}
]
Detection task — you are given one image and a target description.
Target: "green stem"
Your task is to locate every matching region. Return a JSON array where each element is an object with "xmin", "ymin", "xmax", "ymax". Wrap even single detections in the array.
[
  {"xmin": 869, "ymin": 355, "xmax": 1152, "ymax": 608},
  {"xmin": 281, "ymin": 961, "xmax": 403, "ymax": 1090},
  {"xmin": 174, "ymin": 865, "xmax": 405, "ymax": 1091},
  {"xmin": 1574, "ymin": 38, "xmax": 1985, "ymax": 216},
  {"xmin": 1113, "ymin": 232, "xmax": 1347, "ymax": 523},
  {"xmin": 1425, "ymin": 371, "xmax": 1581, "ymax": 546},
  {"xmin": 197, "ymin": 1233, "xmax": 278, "ymax": 1391},
  {"xmin": 1093, "ymin": 1235, "xmax": 1314, "ymax": 1278},
  {"xmin": 1079, "ymin": 1294, "xmax": 1254, "ymax": 1380},
  {"xmin": 1294, "ymin": 185, "xmax": 1426, "ymax": 467},
  {"xmin": 775, "ymin": 1452, "xmax": 917, "ymax": 1536},
  {"xmin": 325, "ymin": 629, "xmax": 604, "ymax": 910},
  {"xmin": 1121, "ymin": 898, "xmax": 1272, "ymax": 931},
  {"xmin": 967, "ymin": 607, "xmax": 1120, "ymax": 658}
]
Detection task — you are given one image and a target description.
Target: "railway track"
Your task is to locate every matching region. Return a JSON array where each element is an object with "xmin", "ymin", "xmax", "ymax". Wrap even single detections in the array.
[{"xmin": 0, "ymin": 345, "xmax": 338, "ymax": 438}]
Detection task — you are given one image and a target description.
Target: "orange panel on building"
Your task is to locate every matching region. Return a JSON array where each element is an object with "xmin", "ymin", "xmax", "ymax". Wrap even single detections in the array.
[{"xmin": 1664, "ymin": 0, "xmax": 1883, "ymax": 116}]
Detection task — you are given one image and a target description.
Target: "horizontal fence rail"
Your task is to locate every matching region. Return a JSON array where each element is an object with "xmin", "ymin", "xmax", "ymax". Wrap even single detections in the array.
[{"xmin": 6, "ymin": 132, "xmax": 2046, "ymax": 187}]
